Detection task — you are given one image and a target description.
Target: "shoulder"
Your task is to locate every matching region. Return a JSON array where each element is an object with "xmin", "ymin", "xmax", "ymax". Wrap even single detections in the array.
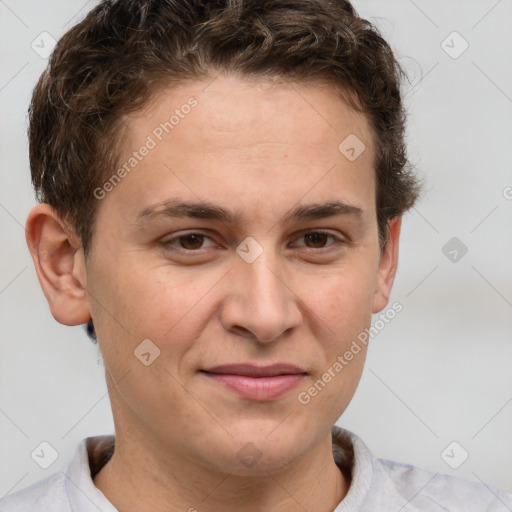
[
  {"xmin": 0, "ymin": 435, "xmax": 115, "ymax": 512},
  {"xmin": 333, "ymin": 427, "xmax": 512, "ymax": 511},
  {"xmin": 375, "ymin": 455, "xmax": 512, "ymax": 511},
  {"xmin": 0, "ymin": 472, "xmax": 69, "ymax": 512}
]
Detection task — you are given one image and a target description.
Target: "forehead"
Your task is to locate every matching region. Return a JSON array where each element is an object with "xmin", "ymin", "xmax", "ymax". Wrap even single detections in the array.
[
  {"xmin": 136, "ymin": 74, "xmax": 373, "ymax": 152},
  {"xmin": 103, "ymin": 74, "xmax": 376, "ymax": 225}
]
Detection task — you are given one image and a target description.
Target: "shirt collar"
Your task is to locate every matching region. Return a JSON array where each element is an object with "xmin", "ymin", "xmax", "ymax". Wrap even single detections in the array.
[
  {"xmin": 331, "ymin": 425, "xmax": 376, "ymax": 510},
  {"xmin": 64, "ymin": 435, "xmax": 116, "ymax": 512}
]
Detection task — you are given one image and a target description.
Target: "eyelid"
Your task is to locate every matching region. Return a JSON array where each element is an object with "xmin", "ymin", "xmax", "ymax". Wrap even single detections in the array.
[
  {"xmin": 289, "ymin": 230, "xmax": 345, "ymax": 249},
  {"xmin": 160, "ymin": 230, "xmax": 219, "ymax": 251},
  {"xmin": 160, "ymin": 229, "xmax": 346, "ymax": 254}
]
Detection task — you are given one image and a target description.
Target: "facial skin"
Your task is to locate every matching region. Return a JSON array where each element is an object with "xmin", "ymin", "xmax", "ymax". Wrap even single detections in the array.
[{"xmin": 26, "ymin": 74, "xmax": 400, "ymax": 512}]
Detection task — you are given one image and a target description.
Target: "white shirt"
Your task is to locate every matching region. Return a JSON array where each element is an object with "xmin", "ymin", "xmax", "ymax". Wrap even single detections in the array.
[{"xmin": 1, "ymin": 426, "xmax": 511, "ymax": 511}]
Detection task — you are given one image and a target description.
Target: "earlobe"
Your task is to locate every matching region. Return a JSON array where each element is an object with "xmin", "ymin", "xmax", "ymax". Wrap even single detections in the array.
[
  {"xmin": 372, "ymin": 216, "xmax": 402, "ymax": 314},
  {"xmin": 25, "ymin": 204, "xmax": 91, "ymax": 326}
]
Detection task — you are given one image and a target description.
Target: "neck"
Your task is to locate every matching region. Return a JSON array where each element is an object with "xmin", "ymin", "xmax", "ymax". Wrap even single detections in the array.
[{"xmin": 93, "ymin": 429, "xmax": 349, "ymax": 512}]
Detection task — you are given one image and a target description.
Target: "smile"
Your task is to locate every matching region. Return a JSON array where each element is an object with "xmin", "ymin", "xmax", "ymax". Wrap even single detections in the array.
[{"xmin": 201, "ymin": 364, "xmax": 308, "ymax": 401}]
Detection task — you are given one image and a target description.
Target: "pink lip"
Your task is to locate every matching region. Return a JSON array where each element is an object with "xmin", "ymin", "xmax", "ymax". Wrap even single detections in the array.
[{"xmin": 201, "ymin": 364, "xmax": 307, "ymax": 401}]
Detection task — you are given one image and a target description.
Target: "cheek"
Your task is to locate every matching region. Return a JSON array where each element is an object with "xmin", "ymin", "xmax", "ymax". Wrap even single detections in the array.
[
  {"xmin": 95, "ymin": 255, "xmax": 225, "ymax": 345},
  {"xmin": 297, "ymin": 273, "xmax": 372, "ymax": 421},
  {"xmin": 300, "ymin": 262, "xmax": 378, "ymax": 338}
]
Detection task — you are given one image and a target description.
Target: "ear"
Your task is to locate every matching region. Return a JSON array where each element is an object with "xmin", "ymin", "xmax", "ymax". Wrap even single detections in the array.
[
  {"xmin": 25, "ymin": 203, "xmax": 91, "ymax": 326},
  {"xmin": 372, "ymin": 216, "xmax": 401, "ymax": 314}
]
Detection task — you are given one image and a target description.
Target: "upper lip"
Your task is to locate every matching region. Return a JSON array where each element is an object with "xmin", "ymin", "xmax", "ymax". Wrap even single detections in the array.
[{"xmin": 201, "ymin": 364, "xmax": 307, "ymax": 377}]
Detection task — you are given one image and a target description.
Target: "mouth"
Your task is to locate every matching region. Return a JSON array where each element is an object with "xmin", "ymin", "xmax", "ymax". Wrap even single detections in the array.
[{"xmin": 200, "ymin": 364, "xmax": 308, "ymax": 401}]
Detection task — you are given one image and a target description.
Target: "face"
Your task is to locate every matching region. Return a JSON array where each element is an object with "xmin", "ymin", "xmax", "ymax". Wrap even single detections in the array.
[{"xmin": 57, "ymin": 75, "xmax": 399, "ymax": 473}]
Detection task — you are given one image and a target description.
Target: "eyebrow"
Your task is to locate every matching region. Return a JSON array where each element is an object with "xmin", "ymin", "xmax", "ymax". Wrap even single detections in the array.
[{"xmin": 135, "ymin": 198, "xmax": 363, "ymax": 225}]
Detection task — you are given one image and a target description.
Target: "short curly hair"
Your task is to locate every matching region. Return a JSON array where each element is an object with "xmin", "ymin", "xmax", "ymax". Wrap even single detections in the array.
[{"xmin": 28, "ymin": 0, "xmax": 420, "ymax": 342}]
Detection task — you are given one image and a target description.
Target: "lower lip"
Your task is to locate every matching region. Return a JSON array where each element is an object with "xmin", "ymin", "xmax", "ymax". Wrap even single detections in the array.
[{"xmin": 203, "ymin": 373, "xmax": 306, "ymax": 401}]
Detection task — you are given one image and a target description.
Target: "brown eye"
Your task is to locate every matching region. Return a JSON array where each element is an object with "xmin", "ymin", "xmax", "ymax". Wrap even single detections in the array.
[
  {"xmin": 161, "ymin": 231, "xmax": 217, "ymax": 253},
  {"xmin": 303, "ymin": 232, "xmax": 330, "ymax": 248},
  {"xmin": 292, "ymin": 231, "xmax": 343, "ymax": 252},
  {"xmin": 178, "ymin": 234, "xmax": 204, "ymax": 250}
]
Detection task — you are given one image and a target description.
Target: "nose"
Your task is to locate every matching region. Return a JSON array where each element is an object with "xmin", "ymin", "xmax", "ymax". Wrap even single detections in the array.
[{"xmin": 219, "ymin": 250, "xmax": 303, "ymax": 343}]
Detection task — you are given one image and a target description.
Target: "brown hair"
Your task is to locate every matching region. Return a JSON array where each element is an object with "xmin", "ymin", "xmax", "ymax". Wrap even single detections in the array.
[{"xmin": 28, "ymin": 0, "xmax": 420, "ymax": 341}]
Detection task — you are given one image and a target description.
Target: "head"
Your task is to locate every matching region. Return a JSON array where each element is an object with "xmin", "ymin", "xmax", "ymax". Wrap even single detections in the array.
[{"xmin": 26, "ymin": 0, "xmax": 419, "ymax": 474}]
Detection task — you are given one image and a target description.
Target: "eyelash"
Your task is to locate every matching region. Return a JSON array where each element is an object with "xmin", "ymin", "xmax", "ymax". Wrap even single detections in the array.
[{"xmin": 160, "ymin": 230, "xmax": 345, "ymax": 254}]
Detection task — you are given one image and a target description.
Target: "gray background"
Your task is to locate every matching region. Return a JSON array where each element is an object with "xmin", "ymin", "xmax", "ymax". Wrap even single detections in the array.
[{"xmin": 1, "ymin": 0, "xmax": 511, "ymax": 499}]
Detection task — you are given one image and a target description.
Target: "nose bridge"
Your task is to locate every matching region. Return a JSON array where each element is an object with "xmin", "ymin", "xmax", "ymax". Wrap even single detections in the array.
[
  {"xmin": 246, "ymin": 252, "xmax": 286, "ymax": 304},
  {"xmin": 224, "ymin": 240, "xmax": 301, "ymax": 342}
]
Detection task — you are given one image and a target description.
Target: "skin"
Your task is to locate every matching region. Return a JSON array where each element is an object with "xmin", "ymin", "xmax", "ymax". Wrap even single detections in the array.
[{"xmin": 26, "ymin": 74, "xmax": 401, "ymax": 512}]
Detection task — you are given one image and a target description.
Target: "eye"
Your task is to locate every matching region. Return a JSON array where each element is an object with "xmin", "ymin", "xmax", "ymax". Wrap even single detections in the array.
[
  {"xmin": 292, "ymin": 231, "xmax": 342, "ymax": 250},
  {"xmin": 161, "ymin": 232, "xmax": 217, "ymax": 251},
  {"xmin": 160, "ymin": 230, "xmax": 344, "ymax": 255}
]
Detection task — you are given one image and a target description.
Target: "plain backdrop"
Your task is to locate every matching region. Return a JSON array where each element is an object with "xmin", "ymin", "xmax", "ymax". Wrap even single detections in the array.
[{"xmin": 1, "ymin": 0, "xmax": 511, "ymax": 499}]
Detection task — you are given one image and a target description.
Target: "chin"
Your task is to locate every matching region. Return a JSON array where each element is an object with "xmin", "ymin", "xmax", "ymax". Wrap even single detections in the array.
[{"xmin": 207, "ymin": 421, "xmax": 309, "ymax": 475}]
